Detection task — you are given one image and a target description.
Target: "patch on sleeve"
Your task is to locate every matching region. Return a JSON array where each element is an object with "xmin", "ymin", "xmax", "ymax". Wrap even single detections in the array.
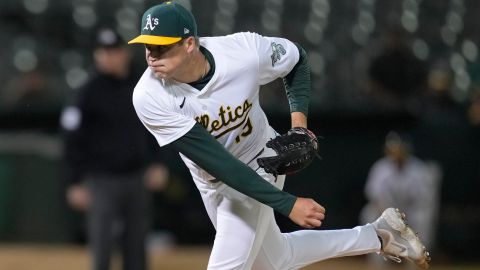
[{"xmin": 270, "ymin": 42, "xmax": 286, "ymax": 67}]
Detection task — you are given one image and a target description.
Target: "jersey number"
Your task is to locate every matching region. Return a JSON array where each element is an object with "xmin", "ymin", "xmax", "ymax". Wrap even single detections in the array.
[{"xmin": 235, "ymin": 117, "xmax": 253, "ymax": 143}]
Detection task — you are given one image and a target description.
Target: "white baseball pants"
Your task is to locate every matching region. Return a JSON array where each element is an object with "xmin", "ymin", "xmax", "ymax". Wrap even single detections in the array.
[{"xmin": 198, "ymin": 167, "xmax": 381, "ymax": 270}]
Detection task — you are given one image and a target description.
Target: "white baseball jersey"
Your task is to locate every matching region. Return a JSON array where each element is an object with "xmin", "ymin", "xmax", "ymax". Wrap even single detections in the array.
[
  {"xmin": 132, "ymin": 32, "xmax": 383, "ymax": 270},
  {"xmin": 133, "ymin": 32, "xmax": 299, "ymax": 184}
]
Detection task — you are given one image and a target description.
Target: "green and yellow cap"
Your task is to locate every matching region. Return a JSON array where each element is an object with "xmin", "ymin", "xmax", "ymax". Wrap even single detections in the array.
[{"xmin": 128, "ymin": 2, "xmax": 197, "ymax": 45}]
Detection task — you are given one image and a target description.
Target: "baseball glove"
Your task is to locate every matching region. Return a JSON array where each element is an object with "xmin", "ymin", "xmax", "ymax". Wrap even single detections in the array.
[{"xmin": 257, "ymin": 127, "xmax": 320, "ymax": 176}]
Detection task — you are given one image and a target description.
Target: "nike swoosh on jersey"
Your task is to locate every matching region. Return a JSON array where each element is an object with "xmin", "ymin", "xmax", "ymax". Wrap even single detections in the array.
[{"xmin": 179, "ymin": 97, "xmax": 186, "ymax": 109}]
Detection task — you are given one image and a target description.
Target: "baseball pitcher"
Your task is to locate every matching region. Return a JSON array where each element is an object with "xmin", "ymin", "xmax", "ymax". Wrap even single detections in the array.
[{"xmin": 128, "ymin": 2, "xmax": 430, "ymax": 269}]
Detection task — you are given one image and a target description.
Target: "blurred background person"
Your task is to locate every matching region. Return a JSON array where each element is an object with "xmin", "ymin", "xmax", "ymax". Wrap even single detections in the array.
[
  {"xmin": 360, "ymin": 131, "xmax": 441, "ymax": 267},
  {"xmin": 366, "ymin": 26, "xmax": 428, "ymax": 114},
  {"xmin": 60, "ymin": 27, "xmax": 169, "ymax": 270},
  {"xmin": 0, "ymin": 67, "xmax": 62, "ymax": 114}
]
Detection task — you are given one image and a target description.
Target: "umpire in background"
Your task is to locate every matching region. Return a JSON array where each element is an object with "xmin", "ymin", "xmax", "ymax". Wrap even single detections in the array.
[{"xmin": 60, "ymin": 27, "xmax": 169, "ymax": 270}]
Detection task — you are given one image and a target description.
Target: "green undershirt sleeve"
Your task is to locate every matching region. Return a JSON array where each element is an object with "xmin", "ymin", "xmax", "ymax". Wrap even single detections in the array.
[
  {"xmin": 170, "ymin": 122, "xmax": 297, "ymax": 217},
  {"xmin": 283, "ymin": 43, "xmax": 311, "ymax": 115}
]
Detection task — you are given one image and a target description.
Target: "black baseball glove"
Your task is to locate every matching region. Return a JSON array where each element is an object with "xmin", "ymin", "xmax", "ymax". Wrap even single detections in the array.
[{"xmin": 257, "ymin": 127, "xmax": 320, "ymax": 176}]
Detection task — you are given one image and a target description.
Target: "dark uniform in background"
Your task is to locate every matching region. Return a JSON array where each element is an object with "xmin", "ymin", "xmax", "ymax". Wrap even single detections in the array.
[{"xmin": 60, "ymin": 28, "xmax": 168, "ymax": 270}]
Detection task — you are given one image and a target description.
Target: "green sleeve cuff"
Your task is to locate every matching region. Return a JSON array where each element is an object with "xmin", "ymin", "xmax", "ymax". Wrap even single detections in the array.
[
  {"xmin": 283, "ymin": 43, "xmax": 311, "ymax": 115},
  {"xmin": 171, "ymin": 123, "xmax": 296, "ymax": 216}
]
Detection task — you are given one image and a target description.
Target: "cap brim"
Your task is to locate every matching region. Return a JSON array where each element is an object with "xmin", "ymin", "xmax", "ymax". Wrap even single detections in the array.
[{"xmin": 128, "ymin": 35, "xmax": 182, "ymax": 45}]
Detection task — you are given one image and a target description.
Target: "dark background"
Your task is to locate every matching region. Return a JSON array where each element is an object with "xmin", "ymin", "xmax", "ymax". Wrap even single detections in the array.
[{"xmin": 0, "ymin": 0, "xmax": 479, "ymax": 264}]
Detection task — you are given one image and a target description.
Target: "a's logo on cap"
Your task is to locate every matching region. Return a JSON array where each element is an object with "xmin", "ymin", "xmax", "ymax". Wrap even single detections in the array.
[
  {"xmin": 184, "ymin": 28, "xmax": 190, "ymax": 34},
  {"xmin": 144, "ymin": 14, "xmax": 159, "ymax": 31}
]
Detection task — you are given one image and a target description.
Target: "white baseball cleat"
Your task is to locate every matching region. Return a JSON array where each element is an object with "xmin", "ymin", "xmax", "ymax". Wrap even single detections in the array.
[{"xmin": 372, "ymin": 208, "xmax": 431, "ymax": 269}]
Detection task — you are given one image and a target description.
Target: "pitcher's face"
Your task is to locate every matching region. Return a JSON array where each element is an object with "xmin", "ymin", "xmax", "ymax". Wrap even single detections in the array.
[{"xmin": 145, "ymin": 39, "xmax": 188, "ymax": 79}]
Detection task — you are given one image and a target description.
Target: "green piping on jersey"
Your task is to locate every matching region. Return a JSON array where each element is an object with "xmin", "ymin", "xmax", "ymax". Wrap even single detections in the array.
[
  {"xmin": 188, "ymin": 46, "xmax": 215, "ymax": 90},
  {"xmin": 171, "ymin": 123, "xmax": 297, "ymax": 217},
  {"xmin": 283, "ymin": 43, "xmax": 311, "ymax": 115}
]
